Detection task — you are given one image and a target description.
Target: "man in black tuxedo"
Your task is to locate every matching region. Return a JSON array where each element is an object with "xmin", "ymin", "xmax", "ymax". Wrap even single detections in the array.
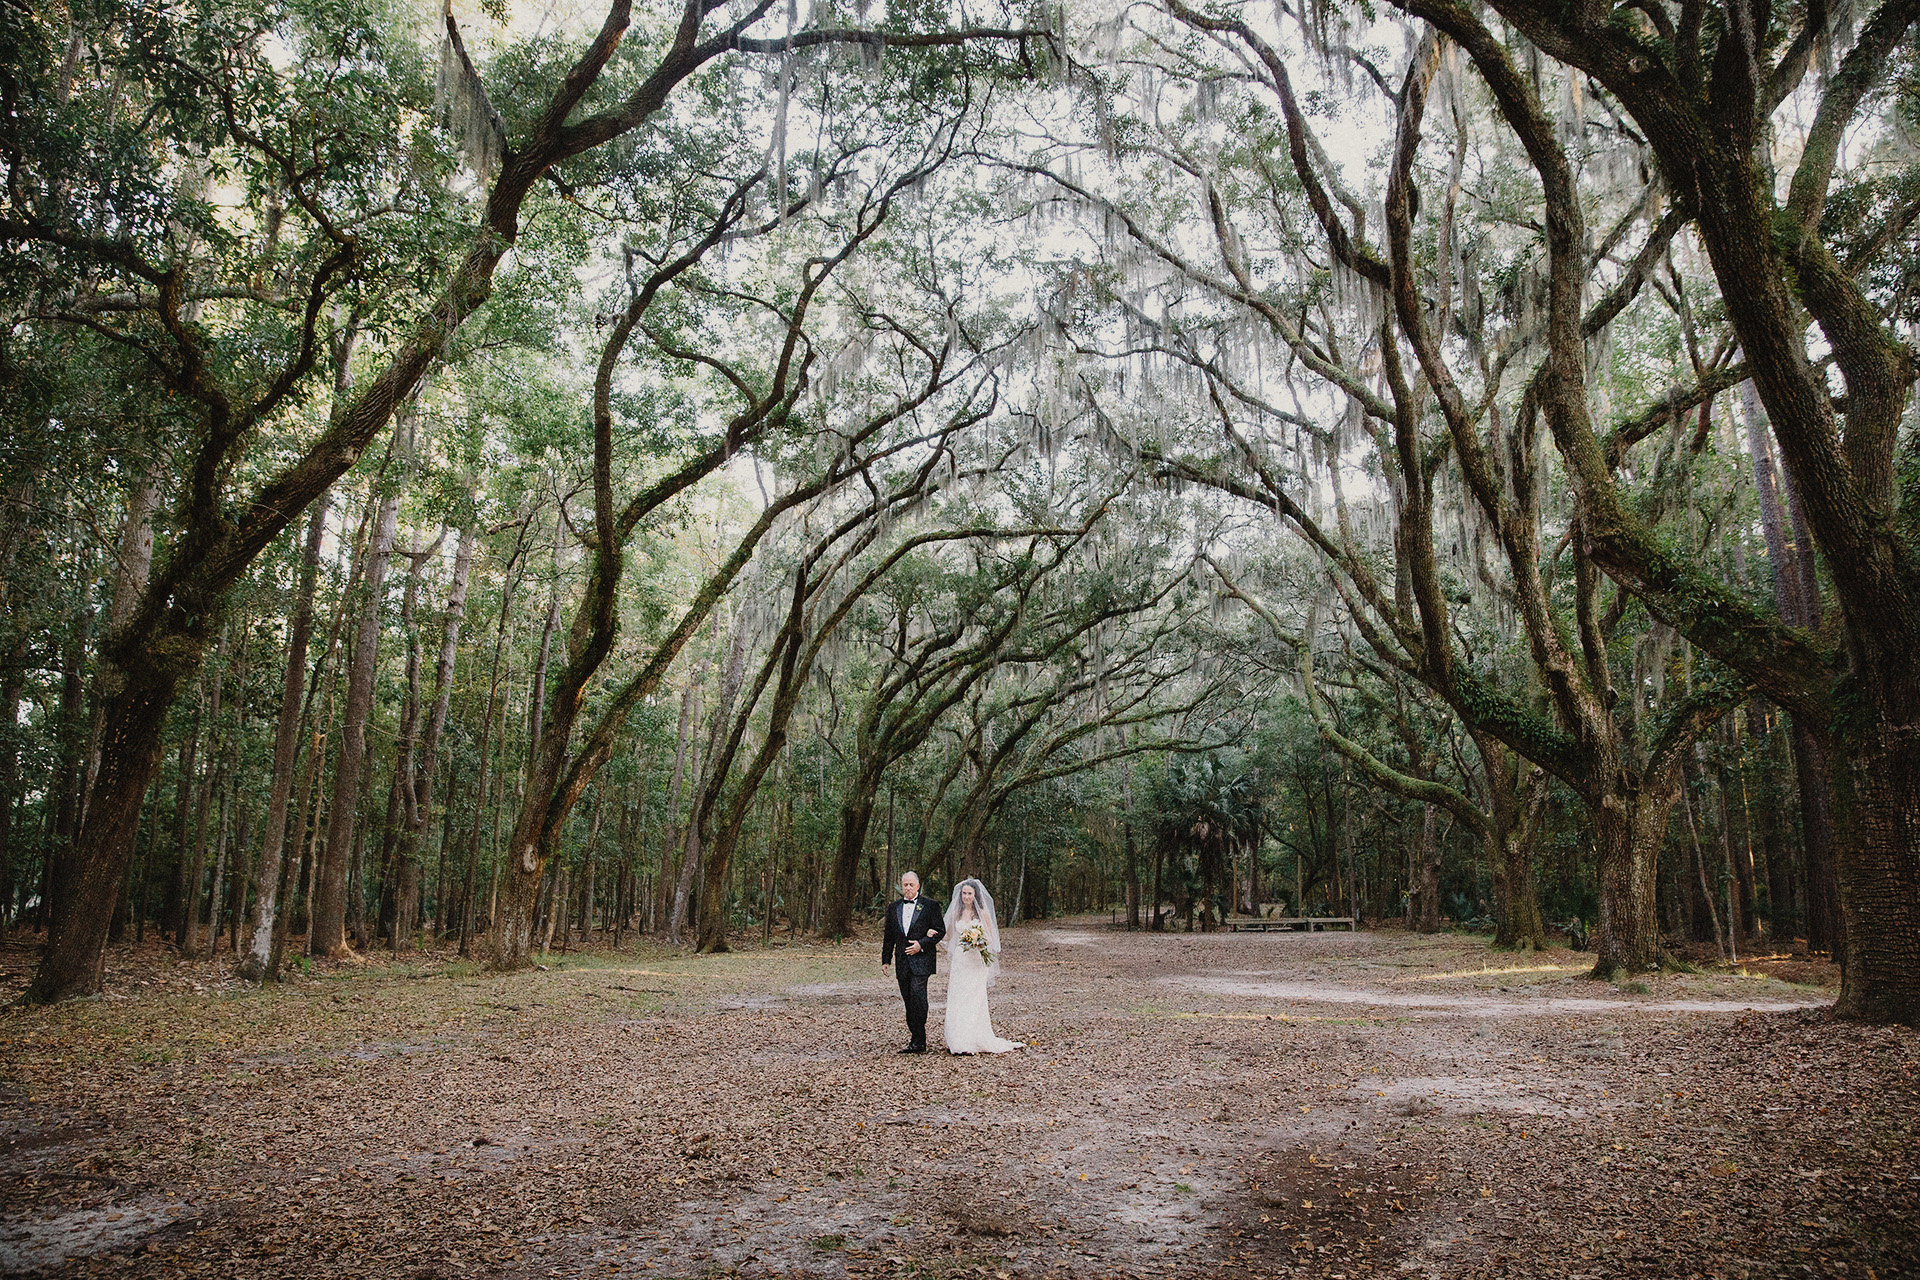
[{"xmin": 880, "ymin": 871, "xmax": 946, "ymax": 1053}]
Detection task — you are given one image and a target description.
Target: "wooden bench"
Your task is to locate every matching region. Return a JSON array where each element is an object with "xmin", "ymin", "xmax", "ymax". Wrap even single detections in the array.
[{"xmin": 1230, "ymin": 916, "xmax": 1356, "ymax": 933}]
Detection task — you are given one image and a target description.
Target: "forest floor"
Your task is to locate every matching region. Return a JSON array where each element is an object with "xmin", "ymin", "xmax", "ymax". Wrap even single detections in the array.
[{"xmin": 0, "ymin": 922, "xmax": 1913, "ymax": 1280}]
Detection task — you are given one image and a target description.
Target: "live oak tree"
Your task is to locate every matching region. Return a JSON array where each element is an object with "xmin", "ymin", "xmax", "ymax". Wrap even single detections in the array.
[
  {"xmin": 5, "ymin": 0, "xmax": 1915, "ymax": 1031},
  {"xmin": 817, "ymin": 495, "xmax": 1119, "ymax": 937},
  {"xmin": 4, "ymin": 0, "xmax": 1051, "ymax": 1002},
  {"xmin": 1208, "ymin": 555, "xmax": 1552, "ymax": 948},
  {"xmin": 1000, "ymin": 0, "xmax": 1911, "ymax": 1009},
  {"xmin": 1346, "ymin": 0, "xmax": 1920, "ymax": 1021}
]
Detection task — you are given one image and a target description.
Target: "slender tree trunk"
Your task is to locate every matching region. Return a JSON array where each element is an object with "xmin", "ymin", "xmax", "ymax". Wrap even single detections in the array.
[
  {"xmin": 165, "ymin": 709, "xmax": 199, "ymax": 944},
  {"xmin": 668, "ymin": 724, "xmax": 707, "ymax": 944},
  {"xmin": 1415, "ymin": 803, "xmax": 1441, "ymax": 934},
  {"xmin": 1748, "ymin": 389, "xmax": 1848, "ymax": 966},
  {"xmin": 1712, "ymin": 744, "xmax": 1755, "ymax": 942},
  {"xmin": 825, "ymin": 774, "xmax": 880, "ymax": 938},
  {"xmin": 528, "ymin": 580, "xmax": 561, "ymax": 766},
  {"xmin": 1791, "ymin": 723, "xmax": 1843, "ymax": 959},
  {"xmin": 1010, "ymin": 840, "xmax": 1027, "ymax": 925},
  {"xmin": 1151, "ymin": 832, "xmax": 1167, "ymax": 931},
  {"xmin": 458, "ymin": 829, "xmax": 481, "ymax": 957},
  {"xmin": 656, "ymin": 681, "xmax": 697, "ymax": 934},
  {"xmin": 543, "ymin": 863, "xmax": 566, "ymax": 954},
  {"xmin": 284, "ymin": 486, "xmax": 366, "ymax": 952},
  {"xmin": 285, "ymin": 661, "xmax": 337, "ymax": 954},
  {"xmin": 311, "ymin": 424, "xmax": 406, "ymax": 956},
  {"xmin": 398, "ymin": 526, "xmax": 470, "ymax": 952},
  {"xmin": 581, "ymin": 790, "xmax": 604, "ymax": 946},
  {"xmin": 239, "ymin": 496, "xmax": 329, "ymax": 980},
  {"xmin": 1121, "ymin": 759, "xmax": 1141, "ymax": 928},
  {"xmin": 458, "ymin": 527, "xmax": 527, "ymax": 956},
  {"xmin": 180, "ymin": 629, "xmax": 230, "ymax": 959},
  {"xmin": 348, "ymin": 788, "xmax": 372, "ymax": 948},
  {"xmin": 229, "ymin": 795, "xmax": 256, "ymax": 953},
  {"xmin": 45, "ymin": 611, "xmax": 90, "ymax": 932},
  {"xmin": 1758, "ymin": 710, "xmax": 1798, "ymax": 941},
  {"xmin": 1683, "ymin": 775, "xmax": 1728, "ymax": 961},
  {"xmin": 431, "ymin": 761, "xmax": 460, "ymax": 940},
  {"xmin": 682, "ymin": 619, "xmax": 747, "ymax": 949},
  {"xmin": 613, "ymin": 791, "xmax": 634, "ymax": 947},
  {"xmin": 206, "ymin": 778, "xmax": 235, "ymax": 955},
  {"xmin": 376, "ymin": 532, "xmax": 435, "ymax": 944},
  {"xmin": 0, "ymin": 658, "xmax": 23, "ymax": 940}
]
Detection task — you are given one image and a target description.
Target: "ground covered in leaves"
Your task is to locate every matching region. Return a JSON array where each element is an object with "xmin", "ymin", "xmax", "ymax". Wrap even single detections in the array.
[{"xmin": 0, "ymin": 924, "xmax": 1913, "ymax": 1279}]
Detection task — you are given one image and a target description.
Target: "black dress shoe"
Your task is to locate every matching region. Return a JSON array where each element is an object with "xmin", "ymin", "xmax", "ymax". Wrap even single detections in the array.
[{"xmin": 898, "ymin": 1043, "xmax": 927, "ymax": 1054}]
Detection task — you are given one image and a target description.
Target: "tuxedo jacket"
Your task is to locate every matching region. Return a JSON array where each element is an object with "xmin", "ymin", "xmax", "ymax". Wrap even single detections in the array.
[{"xmin": 881, "ymin": 896, "xmax": 946, "ymax": 976}]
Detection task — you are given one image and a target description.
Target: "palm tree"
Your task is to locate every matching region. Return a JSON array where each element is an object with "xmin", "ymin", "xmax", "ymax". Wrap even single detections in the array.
[{"xmin": 1151, "ymin": 756, "xmax": 1263, "ymax": 931}]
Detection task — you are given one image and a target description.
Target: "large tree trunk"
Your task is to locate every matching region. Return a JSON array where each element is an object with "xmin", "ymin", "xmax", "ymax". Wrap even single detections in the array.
[
  {"xmin": 25, "ymin": 677, "xmax": 174, "ymax": 1000},
  {"xmin": 1626, "ymin": 48, "xmax": 1911, "ymax": 1013},
  {"xmin": 487, "ymin": 834, "xmax": 545, "ymax": 968},
  {"xmin": 1589, "ymin": 776, "xmax": 1676, "ymax": 977},
  {"xmin": 1836, "ymin": 726, "xmax": 1920, "ymax": 1022},
  {"xmin": 84, "ymin": 466, "xmax": 161, "ymax": 828},
  {"xmin": 1489, "ymin": 767, "xmax": 1550, "ymax": 951},
  {"xmin": 1490, "ymin": 823, "xmax": 1549, "ymax": 952},
  {"xmin": 239, "ymin": 496, "xmax": 329, "ymax": 980}
]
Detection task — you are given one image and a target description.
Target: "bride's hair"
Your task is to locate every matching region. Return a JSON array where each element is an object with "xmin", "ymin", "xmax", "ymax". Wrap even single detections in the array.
[{"xmin": 944, "ymin": 879, "xmax": 999, "ymax": 937}]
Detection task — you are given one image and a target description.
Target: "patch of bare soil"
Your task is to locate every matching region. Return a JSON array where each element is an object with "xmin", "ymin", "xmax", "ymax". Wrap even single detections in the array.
[{"xmin": 0, "ymin": 925, "xmax": 1913, "ymax": 1279}]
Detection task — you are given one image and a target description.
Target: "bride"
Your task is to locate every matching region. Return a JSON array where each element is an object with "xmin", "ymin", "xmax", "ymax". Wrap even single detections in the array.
[{"xmin": 940, "ymin": 878, "xmax": 1024, "ymax": 1055}]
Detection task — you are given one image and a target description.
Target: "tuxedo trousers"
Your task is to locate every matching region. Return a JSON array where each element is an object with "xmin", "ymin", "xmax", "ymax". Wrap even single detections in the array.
[{"xmin": 896, "ymin": 964, "xmax": 931, "ymax": 1047}]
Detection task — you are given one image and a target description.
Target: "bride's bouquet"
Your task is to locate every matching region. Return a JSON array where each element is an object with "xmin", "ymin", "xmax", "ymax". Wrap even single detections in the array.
[{"xmin": 959, "ymin": 922, "xmax": 994, "ymax": 963}]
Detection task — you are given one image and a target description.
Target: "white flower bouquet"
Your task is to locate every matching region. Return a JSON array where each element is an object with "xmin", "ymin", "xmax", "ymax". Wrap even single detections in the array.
[{"xmin": 959, "ymin": 922, "xmax": 994, "ymax": 963}]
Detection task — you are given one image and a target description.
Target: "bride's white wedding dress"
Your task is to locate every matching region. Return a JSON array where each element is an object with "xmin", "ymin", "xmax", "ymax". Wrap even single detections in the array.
[{"xmin": 942, "ymin": 892, "xmax": 1023, "ymax": 1055}]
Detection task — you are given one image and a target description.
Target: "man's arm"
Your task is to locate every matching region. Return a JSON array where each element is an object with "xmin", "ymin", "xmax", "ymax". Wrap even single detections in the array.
[{"xmin": 881, "ymin": 909, "xmax": 895, "ymax": 966}]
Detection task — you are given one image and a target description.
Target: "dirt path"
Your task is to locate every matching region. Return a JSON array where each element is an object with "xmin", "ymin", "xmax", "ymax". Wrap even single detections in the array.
[{"xmin": 0, "ymin": 925, "xmax": 1913, "ymax": 1279}]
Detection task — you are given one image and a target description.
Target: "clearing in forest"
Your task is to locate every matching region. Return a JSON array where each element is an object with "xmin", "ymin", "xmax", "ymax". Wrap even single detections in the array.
[{"xmin": 0, "ymin": 925, "xmax": 1912, "ymax": 1279}]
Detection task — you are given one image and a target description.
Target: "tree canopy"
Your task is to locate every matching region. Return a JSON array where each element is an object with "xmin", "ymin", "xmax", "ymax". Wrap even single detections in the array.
[{"xmin": 3, "ymin": 0, "xmax": 1918, "ymax": 1023}]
